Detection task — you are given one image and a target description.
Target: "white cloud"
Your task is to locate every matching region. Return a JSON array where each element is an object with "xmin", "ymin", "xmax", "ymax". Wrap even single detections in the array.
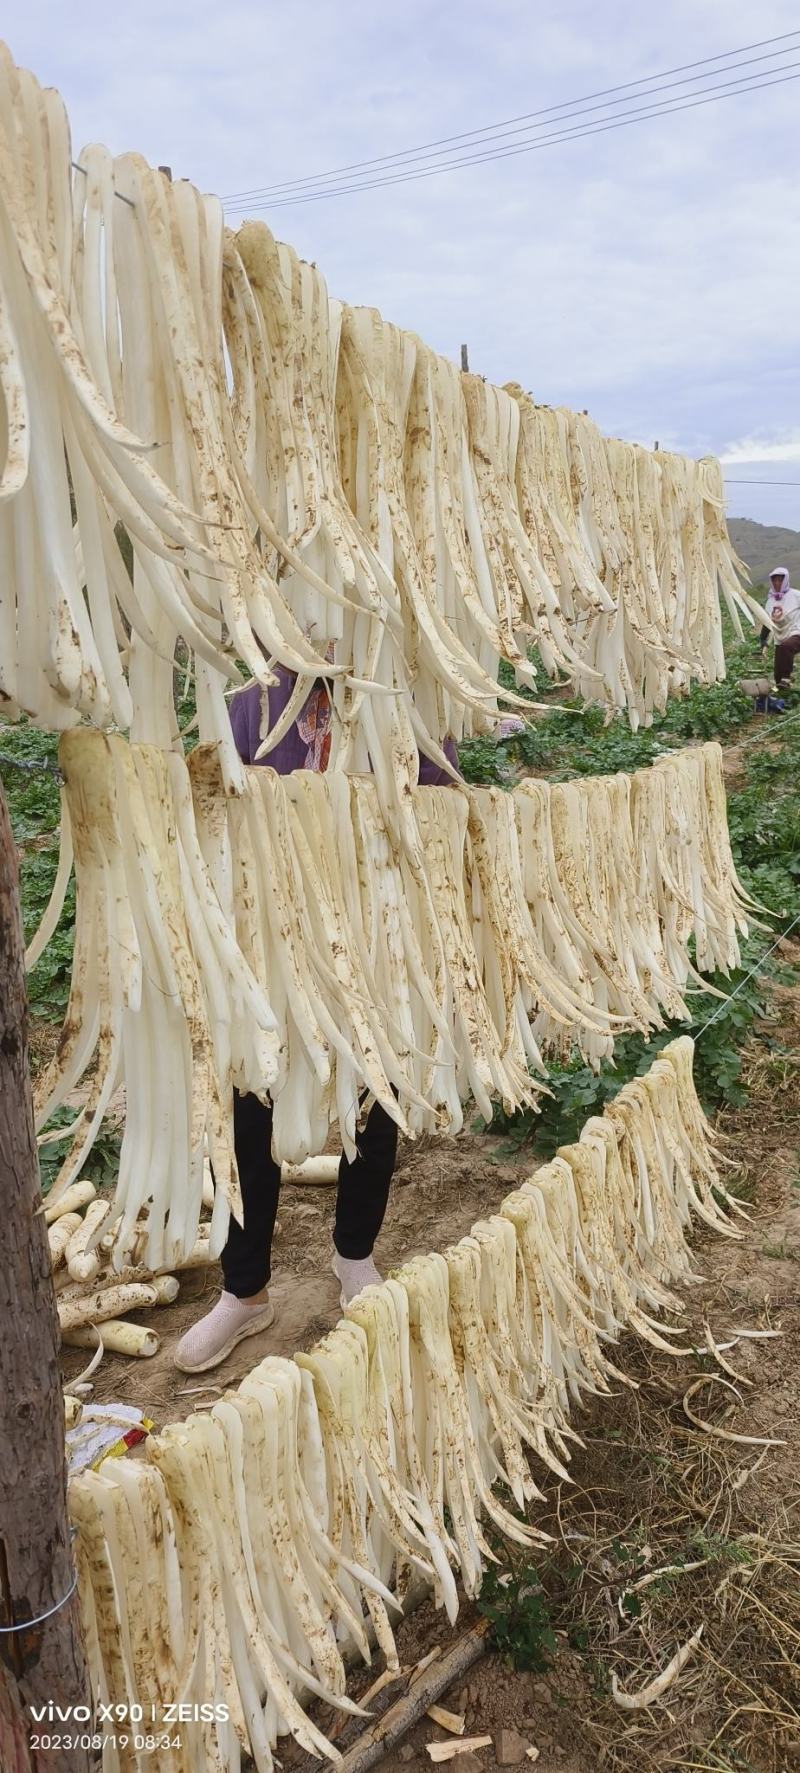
[{"xmin": 721, "ymin": 432, "xmax": 800, "ymax": 464}]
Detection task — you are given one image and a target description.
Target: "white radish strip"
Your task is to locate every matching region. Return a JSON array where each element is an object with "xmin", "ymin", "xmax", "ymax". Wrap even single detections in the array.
[
  {"xmin": 611, "ymin": 1628, "xmax": 704, "ymax": 1710},
  {"xmin": 24, "ymin": 790, "xmax": 73, "ymax": 971}
]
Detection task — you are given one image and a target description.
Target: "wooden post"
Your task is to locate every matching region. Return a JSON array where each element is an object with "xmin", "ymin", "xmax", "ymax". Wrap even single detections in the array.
[
  {"xmin": 158, "ymin": 164, "xmax": 173, "ymax": 181},
  {"xmin": 460, "ymin": 343, "xmax": 469, "ymax": 372},
  {"xmin": 0, "ymin": 781, "xmax": 90, "ymax": 1772}
]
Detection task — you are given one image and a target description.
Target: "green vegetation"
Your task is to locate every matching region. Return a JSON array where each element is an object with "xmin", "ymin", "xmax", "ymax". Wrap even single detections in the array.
[
  {"xmin": 465, "ymin": 632, "xmax": 800, "ymax": 1139},
  {"xmin": 477, "ymin": 1525, "xmax": 755, "ymax": 1674},
  {"xmin": 477, "ymin": 1552, "xmax": 557, "ymax": 1671},
  {"xmin": 461, "ymin": 634, "xmax": 782, "ymax": 785},
  {"xmin": 0, "ymin": 722, "xmax": 73, "ymax": 1023},
  {"xmin": 36, "ymin": 1107, "xmax": 122, "ymax": 1198}
]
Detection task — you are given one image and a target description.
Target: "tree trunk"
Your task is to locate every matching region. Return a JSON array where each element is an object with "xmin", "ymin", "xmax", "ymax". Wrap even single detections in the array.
[{"xmin": 0, "ymin": 781, "xmax": 90, "ymax": 1772}]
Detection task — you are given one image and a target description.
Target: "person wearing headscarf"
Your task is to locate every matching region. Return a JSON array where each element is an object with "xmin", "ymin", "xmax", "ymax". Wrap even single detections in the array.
[
  {"xmin": 174, "ymin": 667, "xmax": 461, "ymax": 1373},
  {"xmin": 759, "ymin": 567, "xmax": 800, "ymax": 685}
]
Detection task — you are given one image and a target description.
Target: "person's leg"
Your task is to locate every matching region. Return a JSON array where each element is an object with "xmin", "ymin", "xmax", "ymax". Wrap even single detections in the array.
[
  {"xmin": 333, "ymin": 1101, "xmax": 398, "ymax": 1301},
  {"xmin": 774, "ymin": 635, "xmax": 800, "ymax": 684},
  {"xmin": 221, "ymin": 1089, "xmax": 281, "ymax": 1297},
  {"xmin": 175, "ymin": 1090, "xmax": 279, "ymax": 1372}
]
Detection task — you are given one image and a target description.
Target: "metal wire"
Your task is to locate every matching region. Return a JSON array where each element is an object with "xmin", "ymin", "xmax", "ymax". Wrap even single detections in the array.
[
  {"xmin": 223, "ymin": 29, "xmax": 800, "ymax": 204},
  {"xmin": 71, "ymin": 161, "xmax": 135, "ymax": 208},
  {"xmin": 694, "ymin": 913, "xmax": 800, "ymax": 1042},
  {"xmin": 0, "ymin": 751, "xmax": 62, "ymax": 779},
  {"xmin": 0, "ymin": 1552, "xmax": 79, "ymax": 1635}
]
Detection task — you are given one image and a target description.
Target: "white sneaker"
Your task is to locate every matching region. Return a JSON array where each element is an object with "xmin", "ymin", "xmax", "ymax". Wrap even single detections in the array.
[
  {"xmin": 332, "ymin": 1251, "xmax": 382, "ymax": 1309},
  {"xmin": 174, "ymin": 1291, "xmax": 274, "ymax": 1373}
]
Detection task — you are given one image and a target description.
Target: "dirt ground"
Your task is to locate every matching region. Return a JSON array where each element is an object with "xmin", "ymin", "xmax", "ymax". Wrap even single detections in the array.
[
  {"xmin": 59, "ymin": 979, "xmax": 800, "ymax": 1773},
  {"xmin": 60, "ymin": 1130, "xmax": 532, "ymax": 1419}
]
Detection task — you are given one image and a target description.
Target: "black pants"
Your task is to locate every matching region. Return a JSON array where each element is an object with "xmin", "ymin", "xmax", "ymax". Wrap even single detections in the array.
[
  {"xmin": 774, "ymin": 633, "xmax": 800, "ymax": 684},
  {"xmin": 221, "ymin": 1091, "xmax": 398, "ymax": 1298}
]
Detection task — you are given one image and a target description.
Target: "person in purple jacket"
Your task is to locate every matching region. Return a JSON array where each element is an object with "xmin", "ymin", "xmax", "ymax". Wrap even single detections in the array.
[{"xmin": 175, "ymin": 667, "xmax": 460, "ymax": 1373}]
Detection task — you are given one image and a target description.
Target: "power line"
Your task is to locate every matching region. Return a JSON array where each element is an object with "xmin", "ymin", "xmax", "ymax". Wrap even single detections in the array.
[
  {"xmin": 225, "ymin": 46, "xmax": 795, "ymax": 208},
  {"xmin": 225, "ymin": 49, "xmax": 799, "ymax": 207},
  {"xmin": 226, "ymin": 41, "xmax": 800, "ymax": 201},
  {"xmin": 224, "ymin": 64, "xmax": 800, "ymax": 212},
  {"xmin": 725, "ymin": 478, "xmax": 800, "ymax": 487},
  {"xmin": 222, "ymin": 28, "xmax": 800, "ymax": 204}
]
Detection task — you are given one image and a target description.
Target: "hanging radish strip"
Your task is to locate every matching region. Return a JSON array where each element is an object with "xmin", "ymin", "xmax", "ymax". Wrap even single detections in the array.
[
  {"xmin": 69, "ymin": 1038, "xmax": 740, "ymax": 1773},
  {"xmin": 37, "ymin": 730, "xmax": 752, "ymax": 1268},
  {"xmin": 0, "ymin": 40, "xmax": 753, "ymax": 779}
]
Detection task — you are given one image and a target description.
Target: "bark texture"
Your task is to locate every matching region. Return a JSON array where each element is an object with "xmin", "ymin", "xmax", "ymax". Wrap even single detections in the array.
[
  {"xmin": 333, "ymin": 1619, "xmax": 489, "ymax": 1773},
  {"xmin": 0, "ymin": 781, "xmax": 90, "ymax": 1771}
]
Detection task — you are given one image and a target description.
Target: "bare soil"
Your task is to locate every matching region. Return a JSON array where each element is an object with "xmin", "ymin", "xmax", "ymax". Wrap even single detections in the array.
[{"xmin": 59, "ymin": 1131, "xmax": 532, "ymax": 1420}]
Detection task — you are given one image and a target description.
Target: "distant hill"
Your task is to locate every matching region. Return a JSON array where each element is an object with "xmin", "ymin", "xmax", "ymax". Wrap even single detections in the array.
[{"xmin": 727, "ymin": 518, "xmax": 800, "ymax": 588}]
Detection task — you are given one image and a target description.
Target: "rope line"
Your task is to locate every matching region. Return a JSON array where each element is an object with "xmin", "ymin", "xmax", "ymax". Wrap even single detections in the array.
[{"xmin": 694, "ymin": 912, "xmax": 800, "ymax": 1042}]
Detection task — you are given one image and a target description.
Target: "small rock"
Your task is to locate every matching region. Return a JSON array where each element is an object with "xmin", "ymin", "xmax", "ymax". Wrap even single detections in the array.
[
  {"xmin": 531, "ymin": 1682, "xmax": 551, "ymax": 1704},
  {"xmin": 398, "ymin": 1745, "xmax": 416, "ymax": 1763},
  {"xmin": 520, "ymin": 1719, "xmax": 539, "ymax": 1731},
  {"xmin": 495, "ymin": 1729, "xmax": 529, "ymax": 1766}
]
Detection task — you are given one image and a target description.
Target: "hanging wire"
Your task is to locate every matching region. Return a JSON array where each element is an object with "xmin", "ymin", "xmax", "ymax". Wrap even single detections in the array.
[
  {"xmin": 223, "ymin": 64, "xmax": 800, "ymax": 212},
  {"xmin": 71, "ymin": 161, "xmax": 135, "ymax": 208},
  {"xmin": 694, "ymin": 912, "xmax": 800, "ymax": 1042},
  {"xmin": 0, "ymin": 1538, "xmax": 79, "ymax": 1636},
  {"xmin": 223, "ymin": 29, "xmax": 800, "ymax": 205}
]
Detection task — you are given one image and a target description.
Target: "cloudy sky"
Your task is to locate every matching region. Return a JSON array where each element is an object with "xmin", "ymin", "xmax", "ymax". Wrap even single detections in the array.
[{"xmin": 11, "ymin": 2, "xmax": 800, "ymax": 527}]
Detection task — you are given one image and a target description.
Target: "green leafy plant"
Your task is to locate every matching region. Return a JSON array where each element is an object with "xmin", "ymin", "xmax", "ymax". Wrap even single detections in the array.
[
  {"xmin": 37, "ymin": 1108, "xmax": 122, "ymax": 1196},
  {"xmin": 462, "ymin": 634, "xmax": 765, "ymax": 789},
  {"xmin": 477, "ymin": 1556, "xmax": 557, "ymax": 1670},
  {"xmin": 0, "ymin": 722, "xmax": 74, "ymax": 1021}
]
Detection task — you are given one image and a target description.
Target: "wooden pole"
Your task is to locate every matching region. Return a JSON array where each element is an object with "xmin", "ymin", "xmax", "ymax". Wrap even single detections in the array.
[
  {"xmin": 0, "ymin": 781, "xmax": 90, "ymax": 1772},
  {"xmin": 460, "ymin": 344, "xmax": 469, "ymax": 372}
]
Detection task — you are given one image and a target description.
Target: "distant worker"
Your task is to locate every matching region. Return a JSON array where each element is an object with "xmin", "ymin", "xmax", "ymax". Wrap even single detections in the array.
[{"xmin": 759, "ymin": 567, "xmax": 800, "ymax": 687}]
